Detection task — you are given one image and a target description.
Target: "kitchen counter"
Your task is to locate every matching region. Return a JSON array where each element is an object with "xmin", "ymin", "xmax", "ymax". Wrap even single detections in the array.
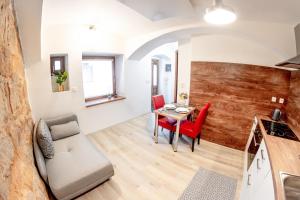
[{"xmin": 257, "ymin": 115, "xmax": 300, "ymax": 200}]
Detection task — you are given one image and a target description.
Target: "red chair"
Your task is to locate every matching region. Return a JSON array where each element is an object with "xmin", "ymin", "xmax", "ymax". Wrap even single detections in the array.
[
  {"xmin": 152, "ymin": 95, "xmax": 176, "ymax": 143},
  {"xmin": 152, "ymin": 95, "xmax": 165, "ymax": 111},
  {"xmin": 178, "ymin": 103, "xmax": 211, "ymax": 152}
]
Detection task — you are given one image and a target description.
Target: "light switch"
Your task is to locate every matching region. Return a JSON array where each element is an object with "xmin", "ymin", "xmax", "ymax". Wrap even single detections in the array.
[
  {"xmin": 279, "ymin": 98, "xmax": 285, "ymax": 104},
  {"xmin": 271, "ymin": 97, "xmax": 277, "ymax": 103}
]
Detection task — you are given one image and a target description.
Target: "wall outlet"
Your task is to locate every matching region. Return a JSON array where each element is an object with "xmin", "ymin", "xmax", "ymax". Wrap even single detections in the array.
[
  {"xmin": 271, "ymin": 97, "xmax": 277, "ymax": 103},
  {"xmin": 71, "ymin": 86, "xmax": 78, "ymax": 92},
  {"xmin": 279, "ymin": 98, "xmax": 285, "ymax": 104}
]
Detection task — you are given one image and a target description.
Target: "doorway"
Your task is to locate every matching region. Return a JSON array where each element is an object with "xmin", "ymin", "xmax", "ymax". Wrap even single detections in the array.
[
  {"xmin": 151, "ymin": 59, "xmax": 159, "ymax": 110},
  {"xmin": 150, "ymin": 42, "xmax": 179, "ymax": 111}
]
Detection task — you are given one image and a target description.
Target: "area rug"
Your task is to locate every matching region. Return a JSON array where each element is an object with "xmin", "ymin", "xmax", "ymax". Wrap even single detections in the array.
[{"xmin": 178, "ymin": 168, "xmax": 237, "ymax": 200}]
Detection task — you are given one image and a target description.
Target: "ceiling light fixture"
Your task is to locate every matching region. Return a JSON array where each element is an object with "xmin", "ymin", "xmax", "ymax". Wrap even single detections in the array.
[{"xmin": 204, "ymin": 0, "xmax": 237, "ymax": 25}]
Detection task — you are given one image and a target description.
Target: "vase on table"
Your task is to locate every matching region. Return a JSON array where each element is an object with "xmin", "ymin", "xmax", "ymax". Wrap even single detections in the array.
[{"xmin": 178, "ymin": 92, "xmax": 188, "ymax": 107}]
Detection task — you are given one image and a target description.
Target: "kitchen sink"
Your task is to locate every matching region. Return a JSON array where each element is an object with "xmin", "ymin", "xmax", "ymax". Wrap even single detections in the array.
[{"xmin": 281, "ymin": 172, "xmax": 300, "ymax": 200}]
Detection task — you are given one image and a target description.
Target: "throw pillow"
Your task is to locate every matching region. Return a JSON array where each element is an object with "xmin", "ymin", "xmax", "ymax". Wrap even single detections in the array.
[{"xmin": 37, "ymin": 119, "xmax": 54, "ymax": 159}]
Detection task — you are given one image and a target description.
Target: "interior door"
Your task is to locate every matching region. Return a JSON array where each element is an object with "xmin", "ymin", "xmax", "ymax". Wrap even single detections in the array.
[{"xmin": 151, "ymin": 59, "xmax": 159, "ymax": 109}]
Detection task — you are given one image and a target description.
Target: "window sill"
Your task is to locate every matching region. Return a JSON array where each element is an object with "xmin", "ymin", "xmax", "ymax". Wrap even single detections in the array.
[{"xmin": 85, "ymin": 96, "xmax": 126, "ymax": 107}]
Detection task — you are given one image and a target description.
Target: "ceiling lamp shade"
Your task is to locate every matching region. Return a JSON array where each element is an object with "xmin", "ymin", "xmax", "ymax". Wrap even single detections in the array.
[{"xmin": 204, "ymin": 0, "xmax": 237, "ymax": 25}]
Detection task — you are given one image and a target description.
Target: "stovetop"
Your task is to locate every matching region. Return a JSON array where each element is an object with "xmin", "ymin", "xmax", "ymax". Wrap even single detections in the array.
[{"xmin": 261, "ymin": 120, "xmax": 299, "ymax": 142}]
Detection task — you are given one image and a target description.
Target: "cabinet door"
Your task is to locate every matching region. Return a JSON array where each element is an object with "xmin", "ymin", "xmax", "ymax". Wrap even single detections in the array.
[
  {"xmin": 249, "ymin": 145, "xmax": 263, "ymax": 199},
  {"xmin": 252, "ymin": 171, "xmax": 275, "ymax": 200},
  {"xmin": 240, "ymin": 162, "xmax": 255, "ymax": 200},
  {"xmin": 250, "ymin": 139, "xmax": 274, "ymax": 200},
  {"xmin": 251, "ymin": 155, "xmax": 265, "ymax": 200},
  {"xmin": 259, "ymin": 140, "xmax": 271, "ymax": 178}
]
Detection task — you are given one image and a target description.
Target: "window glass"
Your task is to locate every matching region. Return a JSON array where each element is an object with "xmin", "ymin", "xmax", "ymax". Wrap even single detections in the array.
[
  {"xmin": 82, "ymin": 59, "xmax": 114, "ymax": 99},
  {"xmin": 54, "ymin": 60, "xmax": 61, "ymax": 71}
]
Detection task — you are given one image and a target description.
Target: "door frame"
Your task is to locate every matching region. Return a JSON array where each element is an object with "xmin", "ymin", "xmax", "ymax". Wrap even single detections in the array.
[
  {"xmin": 174, "ymin": 50, "xmax": 179, "ymax": 103},
  {"xmin": 151, "ymin": 58, "xmax": 160, "ymax": 109}
]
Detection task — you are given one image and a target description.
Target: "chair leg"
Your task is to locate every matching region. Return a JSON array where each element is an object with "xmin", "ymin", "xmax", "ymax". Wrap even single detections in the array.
[
  {"xmin": 179, "ymin": 133, "xmax": 182, "ymax": 138},
  {"xmin": 169, "ymin": 132, "xmax": 174, "ymax": 144},
  {"xmin": 197, "ymin": 134, "xmax": 200, "ymax": 145},
  {"xmin": 192, "ymin": 138, "xmax": 195, "ymax": 152}
]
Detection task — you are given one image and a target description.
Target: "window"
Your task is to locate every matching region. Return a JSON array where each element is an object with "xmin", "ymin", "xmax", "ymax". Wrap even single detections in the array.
[
  {"xmin": 50, "ymin": 54, "xmax": 69, "ymax": 92},
  {"xmin": 50, "ymin": 56, "xmax": 66, "ymax": 75},
  {"xmin": 82, "ymin": 56, "xmax": 116, "ymax": 101}
]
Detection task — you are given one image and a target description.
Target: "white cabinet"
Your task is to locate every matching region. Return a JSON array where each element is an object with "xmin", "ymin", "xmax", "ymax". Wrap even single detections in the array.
[
  {"xmin": 250, "ymin": 140, "xmax": 274, "ymax": 200},
  {"xmin": 252, "ymin": 170, "xmax": 275, "ymax": 200},
  {"xmin": 240, "ymin": 118, "xmax": 275, "ymax": 200},
  {"xmin": 240, "ymin": 160, "xmax": 254, "ymax": 200}
]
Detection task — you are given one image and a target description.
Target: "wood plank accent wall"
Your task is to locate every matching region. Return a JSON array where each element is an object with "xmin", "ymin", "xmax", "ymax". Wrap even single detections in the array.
[
  {"xmin": 189, "ymin": 62, "xmax": 291, "ymax": 150},
  {"xmin": 286, "ymin": 71, "xmax": 300, "ymax": 133}
]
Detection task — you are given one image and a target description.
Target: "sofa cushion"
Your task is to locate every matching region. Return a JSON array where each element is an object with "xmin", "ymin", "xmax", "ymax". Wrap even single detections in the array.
[
  {"xmin": 45, "ymin": 113, "xmax": 78, "ymax": 128},
  {"xmin": 37, "ymin": 119, "xmax": 55, "ymax": 159},
  {"xmin": 50, "ymin": 121, "xmax": 80, "ymax": 140},
  {"xmin": 46, "ymin": 133, "xmax": 114, "ymax": 200}
]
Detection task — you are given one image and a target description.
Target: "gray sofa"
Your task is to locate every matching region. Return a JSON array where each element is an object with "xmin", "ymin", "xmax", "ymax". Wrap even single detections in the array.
[{"xmin": 33, "ymin": 114, "xmax": 114, "ymax": 200}]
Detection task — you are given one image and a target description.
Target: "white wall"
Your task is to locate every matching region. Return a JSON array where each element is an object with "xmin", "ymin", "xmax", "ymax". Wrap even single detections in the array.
[
  {"xmin": 190, "ymin": 35, "xmax": 286, "ymax": 65},
  {"xmin": 25, "ymin": 21, "xmax": 182, "ymax": 134},
  {"xmin": 24, "ymin": 16, "xmax": 296, "ymax": 134},
  {"xmin": 26, "ymin": 24, "xmax": 152, "ymax": 133},
  {"xmin": 15, "ymin": 0, "xmax": 42, "ymax": 65},
  {"xmin": 158, "ymin": 57, "xmax": 172, "ymax": 103},
  {"xmin": 177, "ymin": 23, "xmax": 296, "ymax": 102},
  {"xmin": 152, "ymin": 43, "xmax": 177, "ymax": 104},
  {"xmin": 177, "ymin": 39, "xmax": 192, "ymax": 103}
]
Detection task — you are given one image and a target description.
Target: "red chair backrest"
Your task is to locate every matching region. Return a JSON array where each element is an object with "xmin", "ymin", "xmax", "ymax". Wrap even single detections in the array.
[
  {"xmin": 193, "ymin": 103, "xmax": 211, "ymax": 135},
  {"xmin": 152, "ymin": 95, "xmax": 165, "ymax": 110}
]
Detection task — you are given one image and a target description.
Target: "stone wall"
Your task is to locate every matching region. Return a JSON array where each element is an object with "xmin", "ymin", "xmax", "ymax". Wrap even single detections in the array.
[{"xmin": 0, "ymin": 0, "xmax": 49, "ymax": 199}]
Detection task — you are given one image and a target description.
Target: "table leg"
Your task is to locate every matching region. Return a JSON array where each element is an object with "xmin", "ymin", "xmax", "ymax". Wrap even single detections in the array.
[
  {"xmin": 172, "ymin": 119, "xmax": 181, "ymax": 152},
  {"xmin": 154, "ymin": 113, "xmax": 158, "ymax": 143},
  {"xmin": 191, "ymin": 110, "xmax": 194, "ymax": 121}
]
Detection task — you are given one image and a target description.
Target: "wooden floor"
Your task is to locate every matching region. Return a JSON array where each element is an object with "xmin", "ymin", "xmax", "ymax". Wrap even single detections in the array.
[{"xmin": 77, "ymin": 114, "xmax": 244, "ymax": 200}]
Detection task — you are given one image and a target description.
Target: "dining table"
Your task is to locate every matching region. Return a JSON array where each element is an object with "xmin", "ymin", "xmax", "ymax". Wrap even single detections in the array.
[{"xmin": 154, "ymin": 104, "xmax": 195, "ymax": 152}]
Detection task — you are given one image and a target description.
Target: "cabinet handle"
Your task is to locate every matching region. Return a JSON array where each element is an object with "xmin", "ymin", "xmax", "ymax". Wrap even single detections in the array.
[
  {"xmin": 261, "ymin": 149, "xmax": 265, "ymax": 160},
  {"xmin": 247, "ymin": 174, "xmax": 252, "ymax": 186},
  {"xmin": 257, "ymin": 158, "xmax": 261, "ymax": 170}
]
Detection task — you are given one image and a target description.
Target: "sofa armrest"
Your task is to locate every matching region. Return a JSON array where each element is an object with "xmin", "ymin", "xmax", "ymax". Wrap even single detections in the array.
[
  {"xmin": 33, "ymin": 121, "xmax": 48, "ymax": 183},
  {"xmin": 45, "ymin": 113, "xmax": 79, "ymax": 128}
]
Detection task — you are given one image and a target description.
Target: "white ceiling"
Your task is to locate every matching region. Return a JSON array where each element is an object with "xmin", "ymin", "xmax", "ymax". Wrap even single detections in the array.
[
  {"xmin": 42, "ymin": 0, "xmax": 300, "ymax": 40},
  {"xmin": 42, "ymin": 0, "xmax": 197, "ymax": 38},
  {"xmin": 190, "ymin": 0, "xmax": 300, "ymax": 25},
  {"xmin": 116, "ymin": 0, "xmax": 195, "ymax": 21},
  {"xmin": 118, "ymin": 0, "xmax": 300, "ymax": 25}
]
